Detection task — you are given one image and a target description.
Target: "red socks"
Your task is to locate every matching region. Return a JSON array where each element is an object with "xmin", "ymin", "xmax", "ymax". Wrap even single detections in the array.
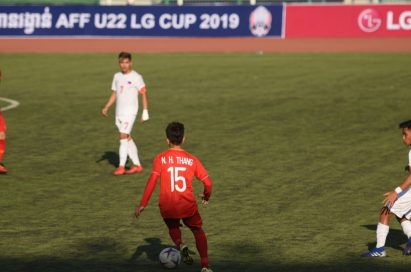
[
  {"xmin": 168, "ymin": 227, "xmax": 182, "ymax": 248},
  {"xmin": 0, "ymin": 139, "xmax": 5, "ymax": 162},
  {"xmin": 193, "ymin": 228, "xmax": 209, "ymax": 268},
  {"xmin": 168, "ymin": 225, "xmax": 209, "ymax": 268}
]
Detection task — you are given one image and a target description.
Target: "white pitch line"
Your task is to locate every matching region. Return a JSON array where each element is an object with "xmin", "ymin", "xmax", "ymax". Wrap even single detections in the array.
[{"xmin": 0, "ymin": 97, "xmax": 20, "ymax": 112}]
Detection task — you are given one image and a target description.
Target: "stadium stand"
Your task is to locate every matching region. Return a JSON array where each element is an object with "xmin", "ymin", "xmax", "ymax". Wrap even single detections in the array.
[{"xmin": 100, "ymin": 0, "xmax": 155, "ymax": 4}]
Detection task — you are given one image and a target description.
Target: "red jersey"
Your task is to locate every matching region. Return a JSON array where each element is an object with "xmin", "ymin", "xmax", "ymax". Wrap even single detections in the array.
[{"xmin": 140, "ymin": 149, "xmax": 212, "ymax": 219}]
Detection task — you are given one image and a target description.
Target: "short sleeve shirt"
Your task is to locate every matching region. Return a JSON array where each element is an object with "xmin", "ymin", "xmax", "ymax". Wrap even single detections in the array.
[{"xmin": 111, "ymin": 70, "xmax": 145, "ymax": 116}]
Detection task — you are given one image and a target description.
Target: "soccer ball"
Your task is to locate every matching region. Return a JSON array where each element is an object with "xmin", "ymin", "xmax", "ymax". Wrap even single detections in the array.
[{"xmin": 159, "ymin": 247, "xmax": 181, "ymax": 269}]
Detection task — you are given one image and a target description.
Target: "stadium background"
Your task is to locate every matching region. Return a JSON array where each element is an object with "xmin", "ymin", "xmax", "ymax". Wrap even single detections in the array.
[{"xmin": 1, "ymin": 0, "xmax": 411, "ymax": 272}]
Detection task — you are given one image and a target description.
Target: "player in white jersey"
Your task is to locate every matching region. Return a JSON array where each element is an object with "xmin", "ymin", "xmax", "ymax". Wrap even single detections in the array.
[
  {"xmin": 362, "ymin": 120, "xmax": 411, "ymax": 257},
  {"xmin": 102, "ymin": 52, "xmax": 149, "ymax": 176}
]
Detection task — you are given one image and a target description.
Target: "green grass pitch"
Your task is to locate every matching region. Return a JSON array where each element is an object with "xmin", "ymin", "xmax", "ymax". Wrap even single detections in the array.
[{"xmin": 0, "ymin": 52, "xmax": 411, "ymax": 271}]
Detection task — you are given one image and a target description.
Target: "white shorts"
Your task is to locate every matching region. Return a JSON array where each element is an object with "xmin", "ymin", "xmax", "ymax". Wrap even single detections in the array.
[
  {"xmin": 115, "ymin": 115, "xmax": 136, "ymax": 134},
  {"xmin": 390, "ymin": 188, "xmax": 411, "ymax": 219}
]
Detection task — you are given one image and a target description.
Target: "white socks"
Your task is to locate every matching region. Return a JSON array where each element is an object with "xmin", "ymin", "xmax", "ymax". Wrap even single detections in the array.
[
  {"xmin": 119, "ymin": 139, "xmax": 128, "ymax": 167},
  {"xmin": 376, "ymin": 223, "xmax": 389, "ymax": 248},
  {"xmin": 374, "ymin": 220, "xmax": 411, "ymax": 248},
  {"xmin": 401, "ymin": 220, "xmax": 411, "ymax": 239},
  {"xmin": 119, "ymin": 138, "xmax": 141, "ymax": 167},
  {"xmin": 128, "ymin": 139, "xmax": 141, "ymax": 166}
]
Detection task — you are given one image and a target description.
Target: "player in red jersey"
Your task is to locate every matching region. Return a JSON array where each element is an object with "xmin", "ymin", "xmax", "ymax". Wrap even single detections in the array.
[
  {"xmin": 0, "ymin": 69, "xmax": 8, "ymax": 174},
  {"xmin": 135, "ymin": 122, "xmax": 213, "ymax": 272}
]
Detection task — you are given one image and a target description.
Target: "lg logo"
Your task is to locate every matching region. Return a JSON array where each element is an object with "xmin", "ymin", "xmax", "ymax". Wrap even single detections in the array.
[
  {"xmin": 358, "ymin": 8, "xmax": 411, "ymax": 32},
  {"xmin": 387, "ymin": 11, "xmax": 411, "ymax": 30},
  {"xmin": 358, "ymin": 8, "xmax": 382, "ymax": 33}
]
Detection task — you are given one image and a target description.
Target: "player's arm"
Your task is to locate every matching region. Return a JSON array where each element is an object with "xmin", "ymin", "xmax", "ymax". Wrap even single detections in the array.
[
  {"xmin": 195, "ymin": 159, "xmax": 213, "ymax": 204},
  {"xmin": 139, "ymin": 87, "xmax": 149, "ymax": 122},
  {"xmin": 383, "ymin": 173, "xmax": 411, "ymax": 207},
  {"xmin": 199, "ymin": 176, "xmax": 213, "ymax": 205},
  {"xmin": 135, "ymin": 172, "xmax": 159, "ymax": 218},
  {"xmin": 102, "ymin": 91, "xmax": 116, "ymax": 117}
]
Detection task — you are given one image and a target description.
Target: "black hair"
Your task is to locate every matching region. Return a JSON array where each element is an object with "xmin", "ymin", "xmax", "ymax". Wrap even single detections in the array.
[
  {"xmin": 166, "ymin": 122, "xmax": 185, "ymax": 145},
  {"xmin": 118, "ymin": 51, "xmax": 132, "ymax": 60},
  {"xmin": 399, "ymin": 120, "xmax": 411, "ymax": 129}
]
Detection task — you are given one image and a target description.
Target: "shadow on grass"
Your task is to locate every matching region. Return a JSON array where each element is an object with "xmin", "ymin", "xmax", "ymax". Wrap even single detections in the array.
[
  {"xmin": 96, "ymin": 151, "xmax": 135, "ymax": 170},
  {"xmin": 2, "ymin": 235, "xmax": 411, "ymax": 272},
  {"xmin": 74, "ymin": 237, "xmax": 128, "ymax": 257},
  {"xmin": 96, "ymin": 151, "xmax": 119, "ymax": 168},
  {"xmin": 130, "ymin": 237, "xmax": 173, "ymax": 263},
  {"xmin": 362, "ymin": 224, "xmax": 407, "ymax": 252},
  {"xmin": 2, "ymin": 256, "xmax": 411, "ymax": 272}
]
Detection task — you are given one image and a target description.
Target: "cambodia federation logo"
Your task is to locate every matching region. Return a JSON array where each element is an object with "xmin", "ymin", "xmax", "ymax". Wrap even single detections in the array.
[
  {"xmin": 358, "ymin": 8, "xmax": 382, "ymax": 33},
  {"xmin": 250, "ymin": 6, "xmax": 272, "ymax": 37}
]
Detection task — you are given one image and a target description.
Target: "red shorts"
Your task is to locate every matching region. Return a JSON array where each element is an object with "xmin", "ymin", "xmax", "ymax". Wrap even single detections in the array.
[
  {"xmin": 163, "ymin": 211, "xmax": 203, "ymax": 231},
  {"xmin": 0, "ymin": 113, "xmax": 6, "ymax": 133}
]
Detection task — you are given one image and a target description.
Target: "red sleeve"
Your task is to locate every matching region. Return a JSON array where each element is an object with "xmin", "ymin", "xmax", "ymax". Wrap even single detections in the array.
[
  {"xmin": 138, "ymin": 86, "xmax": 147, "ymax": 94},
  {"xmin": 139, "ymin": 157, "xmax": 161, "ymax": 208},
  {"xmin": 201, "ymin": 176, "xmax": 212, "ymax": 201},
  {"xmin": 139, "ymin": 173, "xmax": 159, "ymax": 208},
  {"xmin": 194, "ymin": 158, "xmax": 212, "ymax": 200},
  {"xmin": 194, "ymin": 158, "xmax": 208, "ymax": 181},
  {"xmin": 152, "ymin": 155, "xmax": 161, "ymax": 175}
]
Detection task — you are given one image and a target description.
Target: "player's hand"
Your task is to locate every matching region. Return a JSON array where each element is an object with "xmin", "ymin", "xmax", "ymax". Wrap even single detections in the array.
[
  {"xmin": 135, "ymin": 206, "xmax": 144, "ymax": 218},
  {"xmin": 383, "ymin": 191, "xmax": 398, "ymax": 208},
  {"xmin": 380, "ymin": 206, "xmax": 391, "ymax": 215},
  {"xmin": 199, "ymin": 193, "xmax": 209, "ymax": 205},
  {"xmin": 140, "ymin": 109, "xmax": 149, "ymax": 123},
  {"xmin": 101, "ymin": 107, "xmax": 109, "ymax": 117}
]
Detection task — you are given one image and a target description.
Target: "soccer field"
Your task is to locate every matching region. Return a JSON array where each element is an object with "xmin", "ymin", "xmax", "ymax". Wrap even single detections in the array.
[{"xmin": 0, "ymin": 53, "xmax": 411, "ymax": 271}]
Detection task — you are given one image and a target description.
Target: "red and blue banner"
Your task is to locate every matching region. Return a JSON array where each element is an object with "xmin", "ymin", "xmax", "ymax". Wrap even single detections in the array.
[{"xmin": 0, "ymin": 5, "xmax": 284, "ymax": 37}]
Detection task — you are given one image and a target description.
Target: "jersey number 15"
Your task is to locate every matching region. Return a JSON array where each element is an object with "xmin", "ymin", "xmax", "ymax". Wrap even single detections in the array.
[{"xmin": 167, "ymin": 167, "xmax": 187, "ymax": 193}]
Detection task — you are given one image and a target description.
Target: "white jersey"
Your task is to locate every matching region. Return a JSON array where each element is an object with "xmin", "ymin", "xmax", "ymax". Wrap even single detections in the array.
[
  {"xmin": 408, "ymin": 150, "xmax": 411, "ymax": 167},
  {"xmin": 111, "ymin": 70, "xmax": 145, "ymax": 116}
]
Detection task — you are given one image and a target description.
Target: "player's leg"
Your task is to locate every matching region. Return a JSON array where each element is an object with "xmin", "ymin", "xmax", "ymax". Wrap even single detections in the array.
[
  {"xmin": 114, "ymin": 116, "xmax": 129, "ymax": 175},
  {"xmin": 398, "ymin": 217, "xmax": 411, "ymax": 255},
  {"xmin": 115, "ymin": 132, "xmax": 128, "ymax": 175},
  {"xmin": 125, "ymin": 135, "xmax": 143, "ymax": 174},
  {"xmin": 163, "ymin": 218, "xmax": 184, "ymax": 249},
  {"xmin": 391, "ymin": 189, "xmax": 411, "ymax": 255},
  {"xmin": 183, "ymin": 212, "xmax": 210, "ymax": 269},
  {"xmin": 0, "ymin": 114, "xmax": 7, "ymax": 174},
  {"xmin": 362, "ymin": 207, "xmax": 391, "ymax": 257}
]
